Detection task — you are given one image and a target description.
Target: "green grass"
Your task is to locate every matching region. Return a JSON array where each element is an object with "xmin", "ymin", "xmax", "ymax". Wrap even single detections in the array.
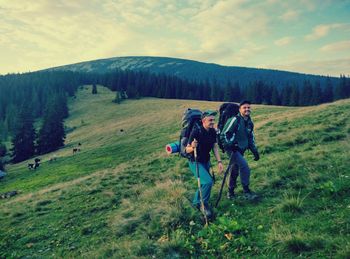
[{"xmin": 0, "ymin": 85, "xmax": 349, "ymax": 258}]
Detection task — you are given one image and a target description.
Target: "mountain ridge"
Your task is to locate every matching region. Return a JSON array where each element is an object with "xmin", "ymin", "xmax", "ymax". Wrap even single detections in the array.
[{"xmin": 47, "ymin": 56, "xmax": 340, "ymax": 88}]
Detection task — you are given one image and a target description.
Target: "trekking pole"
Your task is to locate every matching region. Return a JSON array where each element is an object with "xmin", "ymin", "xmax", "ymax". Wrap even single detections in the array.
[
  {"xmin": 215, "ymin": 153, "xmax": 234, "ymax": 208},
  {"xmin": 193, "ymin": 142, "xmax": 209, "ymax": 226},
  {"xmin": 215, "ymin": 164, "xmax": 230, "ymax": 208}
]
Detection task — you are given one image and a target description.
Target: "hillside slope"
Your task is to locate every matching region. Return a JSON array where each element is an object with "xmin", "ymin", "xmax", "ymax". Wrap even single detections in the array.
[
  {"xmin": 0, "ymin": 86, "xmax": 349, "ymax": 258},
  {"xmin": 48, "ymin": 56, "xmax": 339, "ymax": 88}
]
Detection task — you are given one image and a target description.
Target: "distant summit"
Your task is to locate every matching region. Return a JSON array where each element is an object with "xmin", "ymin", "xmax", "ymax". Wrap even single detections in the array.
[{"xmin": 48, "ymin": 56, "xmax": 339, "ymax": 88}]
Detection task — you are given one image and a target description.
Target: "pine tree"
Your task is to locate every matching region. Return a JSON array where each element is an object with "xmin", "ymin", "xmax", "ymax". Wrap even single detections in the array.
[
  {"xmin": 0, "ymin": 157, "xmax": 4, "ymax": 171},
  {"xmin": 323, "ymin": 77, "xmax": 334, "ymax": 103},
  {"xmin": 334, "ymin": 75, "xmax": 350, "ymax": 100},
  {"xmin": 210, "ymin": 80, "xmax": 221, "ymax": 101},
  {"xmin": 254, "ymin": 81, "xmax": 264, "ymax": 104},
  {"xmin": 232, "ymin": 81, "xmax": 241, "ymax": 102},
  {"xmin": 271, "ymin": 86, "xmax": 280, "ymax": 105},
  {"xmin": 311, "ymin": 81, "xmax": 322, "ymax": 105},
  {"xmin": 0, "ymin": 141, "xmax": 5, "ymax": 171},
  {"xmin": 281, "ymin": 86, "xmax": 292, "ymax": 106},
  {"xmin": 0, "ymin": 142, "xmax": 6, "ymax": 157},
  {"xmin": 0, "ymin": 120, "xmax": 8, "ymax": 141},
  {"xmin": 11, "ymin": 104, "xmax": 36, "ymax": 163},
  {"xmin": 37, "ymin": 97, "xmax": 66, "ymax": 154},
  {"xmin": 224, "ymin": 81, "xmax": 233, "ymax": 102},
  {"xmin": 92, "ymin": 84, "xmax": 97, "ymax": 94},
  {"xmin": 300, "ymin": 81, "xmax": 313, "ymax": 106},
  {"xmin": 290, "ymin": 86, "xmax": 300, "ymax": 106}
]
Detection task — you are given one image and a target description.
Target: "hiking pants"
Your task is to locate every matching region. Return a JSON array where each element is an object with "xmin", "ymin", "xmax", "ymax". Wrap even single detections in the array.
[
  {"xmin": 188, "ymin": 161, "xmax": 213, "ymax": 207},
  {"xmin": 227, "ymin": 151, "xmax": 251, "ymax": 189}
]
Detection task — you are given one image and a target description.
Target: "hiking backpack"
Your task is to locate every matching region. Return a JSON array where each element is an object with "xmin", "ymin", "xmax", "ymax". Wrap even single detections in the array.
[
  {"xmin": 217, "ymin": 103, "xmax": 240, "ymax": 152},
  {"xmin": 179, "ymin": 108, "xmax": 202, "ymax": 159}
]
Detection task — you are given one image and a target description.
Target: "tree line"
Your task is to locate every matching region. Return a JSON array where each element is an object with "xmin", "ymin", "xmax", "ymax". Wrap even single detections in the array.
[
  {"xmin": 0, "ymin": 69, "xmax": 349, "ymax": 164},
  {"xmin": 98, "ymin": 70, "xmax": 349, "ymax": 105}
]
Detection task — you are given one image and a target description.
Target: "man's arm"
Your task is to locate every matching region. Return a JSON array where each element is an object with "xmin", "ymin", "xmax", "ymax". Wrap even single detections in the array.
[
  {"xmin": 212, "ymin": 143, "xmax": 223, "ymax": 172},
  {"xmin": 248, "ymin": 122, "xmax": 259, "ymax": 160}
]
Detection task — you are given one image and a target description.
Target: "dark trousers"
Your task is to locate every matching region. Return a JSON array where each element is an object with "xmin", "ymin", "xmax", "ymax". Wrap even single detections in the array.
[{"xmin": 227, "ymin": 151, "xmax": 251, "ymax": 190}]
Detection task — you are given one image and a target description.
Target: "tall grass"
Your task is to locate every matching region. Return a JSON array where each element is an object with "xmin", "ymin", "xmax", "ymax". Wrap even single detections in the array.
[{"xmin": 0, "ymin": 86, "xmax": 349, "ymax": 258}]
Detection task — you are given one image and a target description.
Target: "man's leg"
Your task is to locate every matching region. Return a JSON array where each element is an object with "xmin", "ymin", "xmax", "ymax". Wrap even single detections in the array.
[
  {"xmin": 232, "ymin": 152, "xmax": 250, "ymax": 188},
  {"xmin": 229, "ymin": 151, "xmax": 257, "ymax": 199},
  {"xmin": 227, "ymin": 163, "xmax": 239, "ymax": 199},
  {"xmin": 188, "ymin": 161, "xmax": 213, "ymax": 210}
]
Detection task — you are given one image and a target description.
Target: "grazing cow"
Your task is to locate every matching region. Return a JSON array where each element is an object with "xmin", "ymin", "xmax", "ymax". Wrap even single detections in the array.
[
  {"xmin": 28, "ymin": 158, "xmax": 40, "ymax": 170},
  {"xmin": 0, "ymin": 190, "xmax": 18, "ymax": 199},
  {"xmin": 28, "ymin": 163, "xmax": 40, "ymax": 170},
  {"xmin": 73, "ymin": 148, "xmax": 81, "ymax": 154}
]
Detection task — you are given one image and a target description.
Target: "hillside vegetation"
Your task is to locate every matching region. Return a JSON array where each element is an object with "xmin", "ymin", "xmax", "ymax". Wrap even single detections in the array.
[{"xmin": 0, "ymin": 86, "xmax": 349, "ymax": 258}]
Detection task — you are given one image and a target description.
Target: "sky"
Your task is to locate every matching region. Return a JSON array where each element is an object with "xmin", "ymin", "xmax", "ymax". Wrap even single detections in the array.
[{"xmin": 0, "ymin": 0, "xmax": 349, "ymax": 76}]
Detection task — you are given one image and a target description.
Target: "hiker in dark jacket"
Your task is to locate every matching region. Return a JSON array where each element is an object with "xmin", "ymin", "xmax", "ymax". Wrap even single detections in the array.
[
  {"xmin": 186, "ymin": 110, "xmax": 223, "ymax": 217},
  {"xmin": 220, "ymin": 100, "xmax": 260, "ymax": 200}
]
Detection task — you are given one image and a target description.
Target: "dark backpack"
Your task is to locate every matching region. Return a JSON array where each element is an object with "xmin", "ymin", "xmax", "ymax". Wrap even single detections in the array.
[
  {"xmin": 217, "ymin": 103, "xmax": 240, "ymax": 152},
  {"xmin": 179, "ymin": 108, "xmax": 202, "ymax": 159}
]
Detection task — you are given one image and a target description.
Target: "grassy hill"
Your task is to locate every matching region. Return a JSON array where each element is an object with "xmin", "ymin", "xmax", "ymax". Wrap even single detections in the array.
[{"xmin": 0, "ymin": 86, "xmax": 349, "ymax": 258}]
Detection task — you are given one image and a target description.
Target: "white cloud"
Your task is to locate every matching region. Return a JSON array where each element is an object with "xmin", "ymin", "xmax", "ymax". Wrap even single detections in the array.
[
  {"xmin": 187, "ymin": 0, "xmax": 271, "ymax": 64},
  {"xmin": 320, "ymin": 40, "xmax": 350, "ymax": 52},
  {"xmin": 267, "ymin": 58, "xmax": 350, "ymax": 77},
  {"xmin": 0, "ymin": 0, "xmax": 349, "ymax": 76},
  {"xmin": 280, "ymin": 10, "xmax": 299, "ymax": 21},
  {"xmin": 305, "ymin": 23, "xmax": 349, "ymax": 41},
  {"xmin": 274, "ymin": 37, "xmax": 293, "ymax": 46}
]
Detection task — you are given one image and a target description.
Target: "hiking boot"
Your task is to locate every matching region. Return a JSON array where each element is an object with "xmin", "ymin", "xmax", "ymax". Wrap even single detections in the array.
[
  {"xmin": 243, "ymin": 187, "xmax": 258, "ymax": 200},
  {"xmin": 196, "ymin": 204, "xmax": 213, "ymax": 219},
  {"xmin": 227, "ymin": 189, "xmax": 235, "ymax": 199}
]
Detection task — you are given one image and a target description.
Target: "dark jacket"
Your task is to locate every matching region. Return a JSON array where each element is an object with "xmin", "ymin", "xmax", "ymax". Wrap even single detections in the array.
[{"xmin": 219, "ymin": 114, "xmax": 258, "ymax": 155}]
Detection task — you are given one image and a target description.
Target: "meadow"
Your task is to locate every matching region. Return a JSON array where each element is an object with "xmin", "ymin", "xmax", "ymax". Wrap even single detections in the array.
[{"xmin": 0, "ymin": 85, "xmax": 349, "ymax": 258}]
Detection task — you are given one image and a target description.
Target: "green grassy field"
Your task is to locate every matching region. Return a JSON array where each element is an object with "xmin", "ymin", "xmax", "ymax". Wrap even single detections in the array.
[{"xmin": 1, "ymin": 85, "xmax": 349, "ymax": 258}]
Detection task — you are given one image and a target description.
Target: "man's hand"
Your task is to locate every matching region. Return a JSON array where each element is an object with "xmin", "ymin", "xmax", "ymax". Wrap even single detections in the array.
[
  {"xmin": 253, "ymin": 152, "xmax": 260, "ymax": 161},
  {"xmin": 218, "ymin": 161, "xmax": 224, "ymax": 173},
  {"xmin": 191, "ymin": 139, "xmax": 198, "ymax": 148}
]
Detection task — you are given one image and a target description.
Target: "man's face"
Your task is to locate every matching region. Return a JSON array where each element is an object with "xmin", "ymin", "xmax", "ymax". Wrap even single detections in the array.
[
  {"xmin": 202, "ymin": 115, "xmax": 215, "ymax": 129},
  {"xmin": 239, "ymin": 104, "xmax": 251, "ymax": 117}
]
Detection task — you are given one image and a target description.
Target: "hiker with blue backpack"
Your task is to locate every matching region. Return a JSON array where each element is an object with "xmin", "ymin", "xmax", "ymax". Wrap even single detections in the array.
[
  {"xmin": 219, "ymin": 100, "xmax": 260, "ymax": 200},
  {"xmin": 182, "ymin": 110, "xmax": 224, "ymax": 219}
]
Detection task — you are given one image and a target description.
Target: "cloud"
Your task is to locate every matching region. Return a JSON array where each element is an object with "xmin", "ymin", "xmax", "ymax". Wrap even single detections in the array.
[
  {"xmin": 274, "ymin": 37, "xmax": 293, "ymax": 46},
  {"xmin": 305, "ymin": 23, "xmax": 349, "ymax": 41},
  {"xmin": 280, "ymin": 10, "xmax": 299, "ymax": 21},
  {"xmin": 268, "ymin": 58, "xmax": 350, "ymax": 77},
  {"xmin": 0, "ymin": 0, "xmax": 142, "ymax": 71},
  {"xmin": 320, "ymin": 40, "xmax": 350, "ymax": 52},
  {"xmin": 0, "ymin": 0, "xmax": 349, "ymax": 76}
]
